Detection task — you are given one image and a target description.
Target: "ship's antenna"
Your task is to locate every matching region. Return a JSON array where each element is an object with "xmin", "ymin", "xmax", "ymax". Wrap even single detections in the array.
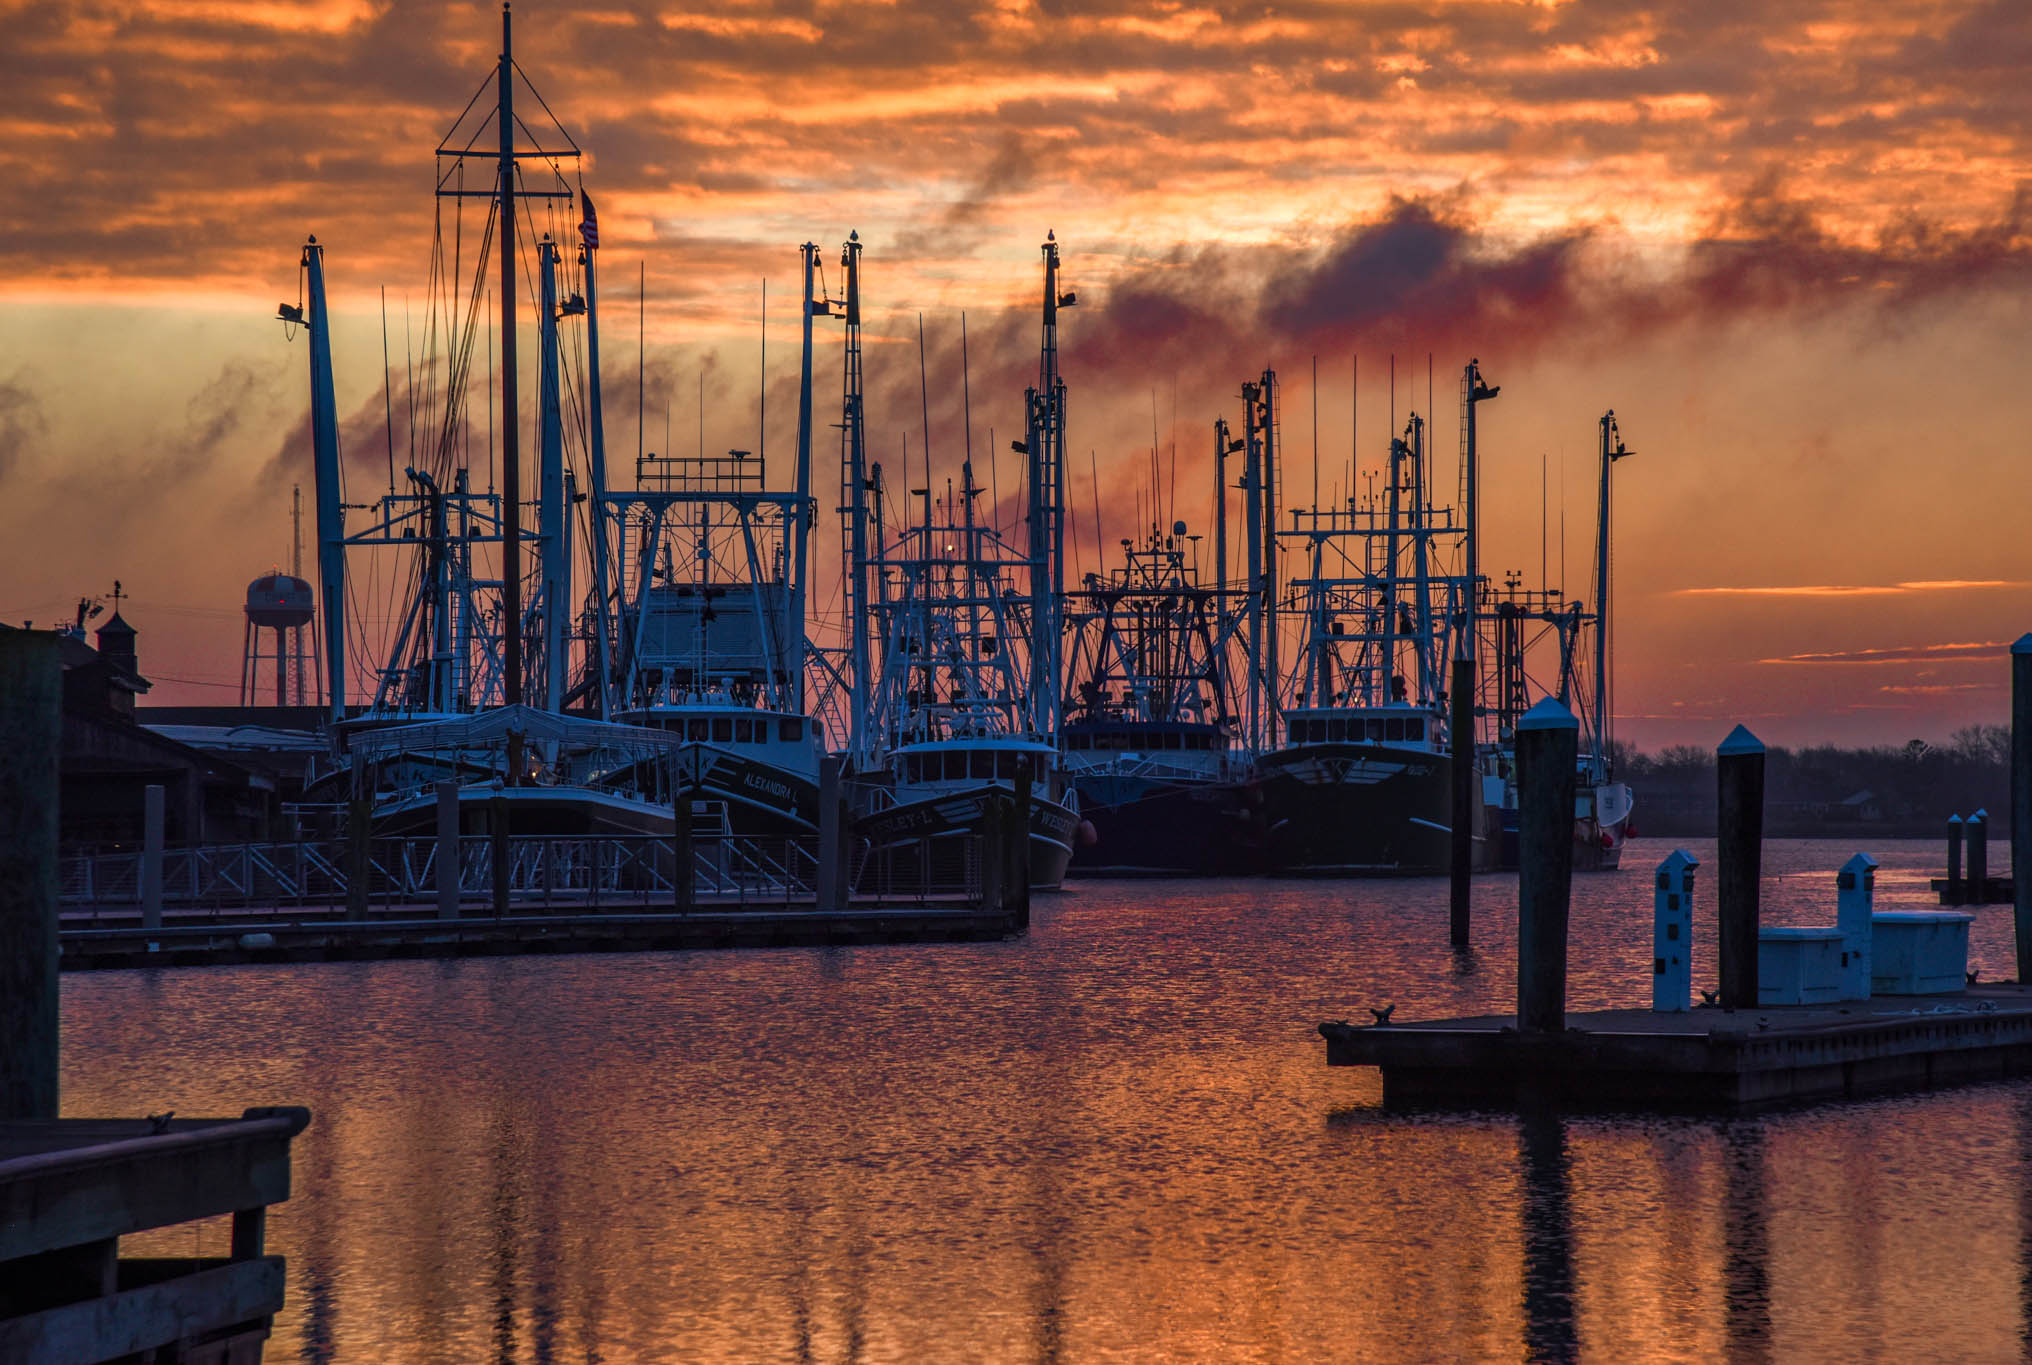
[
  {"xmin": 961, "ymin": 312, "xmax": 975, "ymax": 474},
  {"xmin": 380, "ymin": 287, "xmax": 397, "ymax": 493},
  {"xmin": 485, "ymin": 287, "xmax": 495, "ymax": 493},
  {"xmin": 759, "ymin": 277, "xmax": 766, "ymax": 480},
  {"xmin": 1540, "ymin": 452, "xmax": 1548, "ymax": 591},
  {"xmin": 917, "ymin": 312, "xmax": 932, "ymax": 495},
  {"xmin": 637, "ymin": 260, "xmax": 644, "ymax": 467},
  {"xmin": 1090, "ymin": 448, "xmax": 1103, "ymax": 583},
  {"xmin": 404, "ymin": 291, "xmax": 417, "ymax": 469},
  {"xmin": 1311, "ymin": 354, "xmax": 1319, "ymax": 509},
  {"xmin": 1349, "ymin": 353, "xmax": 1357, "ymax": 510}
]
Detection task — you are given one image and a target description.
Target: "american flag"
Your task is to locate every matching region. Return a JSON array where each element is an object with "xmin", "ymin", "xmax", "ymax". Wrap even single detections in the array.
[{"xmin": 579, "ymin": 191, "xmax": 599, "ymax": 250}]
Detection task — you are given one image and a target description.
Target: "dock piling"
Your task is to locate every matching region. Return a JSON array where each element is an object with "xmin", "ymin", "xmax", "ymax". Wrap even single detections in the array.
[
  {"xmin": 1948, "ymin": 814, "xmax": 1966, "ymax": 906},
  {"xmin": 141, "ymin": 783, "xmax": 165, "ymax": 932},
  {"xmin": 0, "ymin": 631, "xmax": 61, "ymax": 1121},
  {"xmin": 2016, "ymin": 635, "xmax": 2032, "ymax": 978},
  {"xmin": 1450, "ymin": 653, "xmax": 1474, "ymax": 946},
  {"xmin": 1652, "ymin": 850, "xmax": 1698, "ymax": 1012},
  {"xmin": 489, "ymin": 793, "xmax": 510, "ymax": 916},
  {"xmin": 1970, "ymin": 809, "xmax": 1990, "ymax": 906},
  {"xmin": 672, "ymin": 783, "xmax": 694, "ymax": 913},
  {"xmin": 1517, "ymin": 697, "xmax": 1579, "ymax": 1032},
  {"xmin": 435, "ymin": 780, "xmax": 460, "ymax": 920},
  {"xmin": 816, "ymin": 756, "xmax": 842, "ymax": 910},
  {"xmin": 344, "ymin": 793, "xmax": 371, "ymax": 919},
  {"xmin": 1011, "ymin": 766, "xmax": 1032, "ymax": 929},
  {"xmin": 1718, "ymin": 725, "xmax": 1766, "ymax": 1010},
  {"xmin": 1837, "ymin": 852, "xmax": 1877, "ymax": 1000}
]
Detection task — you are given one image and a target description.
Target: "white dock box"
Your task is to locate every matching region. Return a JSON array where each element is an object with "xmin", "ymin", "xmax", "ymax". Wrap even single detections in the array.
[
  {"xmin": 1757, "ymin": 927, "xmax": 1846, "ymax": 1006},
  {"xmin": 1869, "ymin": 911, "xmax": 1972, "ymax": 995}
]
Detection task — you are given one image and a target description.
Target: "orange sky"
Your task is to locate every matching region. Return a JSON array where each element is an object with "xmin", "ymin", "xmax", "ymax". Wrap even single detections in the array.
[{"xmin": 1, "ymin": 0, "xmax": 2028, "ymax": 749}]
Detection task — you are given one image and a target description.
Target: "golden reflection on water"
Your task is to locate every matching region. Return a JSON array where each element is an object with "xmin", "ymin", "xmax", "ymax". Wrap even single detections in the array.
[{"xmin": 60, "ymin": 839, "xmax": 2032, "ymax": 1362}]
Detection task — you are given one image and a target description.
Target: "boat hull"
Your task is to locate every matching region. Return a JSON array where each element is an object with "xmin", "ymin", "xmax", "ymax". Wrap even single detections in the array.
[
  {"xmin": 853, "ymin": 788, "xmax": 1079, "ymax": 890},
  {"xmin": 1254, "ymin": 742, "xmax": 1489, "ymax": 875},
  {"xmin": 1065, "ymin": 773, "xmax": 1269, "ymax": 876}
]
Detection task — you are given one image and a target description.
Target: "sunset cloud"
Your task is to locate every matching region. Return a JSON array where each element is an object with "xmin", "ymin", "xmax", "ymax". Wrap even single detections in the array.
[
  {"xmin": 1759, "ymin": 642, "xmax": 2011, "ymax": 666},
  {"xmin": 1679, "ymin": 580, "xmax": 2025, "ymax": 598}
]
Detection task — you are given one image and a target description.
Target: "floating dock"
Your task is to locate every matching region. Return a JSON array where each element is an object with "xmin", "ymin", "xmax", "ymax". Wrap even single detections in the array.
[{"xmin": 1321, "ymin": 985, "xmax": 2032, "ymax": 1112}]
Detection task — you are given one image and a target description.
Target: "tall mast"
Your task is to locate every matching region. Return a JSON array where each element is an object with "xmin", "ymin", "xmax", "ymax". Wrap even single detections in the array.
[
  {"xmin": 537, "ymin": 235, "xmax": 566, "ymax": 712},
  {"xmin": 1241, "ymin": 382, "xmax": 1263, "ymax": 751},
  {"xmin": 1384, "ymin": 418, "xmax": 1403, "ymax": 703},
  {"xmin": 839, "ymin": 232, "xmax": 871, "ymax": 762},
  {"xmin": 792, "ymin": 242, "xmax": 819, "ymax": 711},
  {"xmin": 497, "ymin": 1, "xmax": 522, "ymax": 705},
  {"xmin": 1212, "ymin": 417, "xmax": 1229, "ymax": 596},
  {"xmin": 1024, "ymin": 231, "xmax": 1071, "ymax": 742},
  {"xmin": 1593, "ymin": 410, "xmax": 1631, "ymax": 783},
  {"xmin": 1259, "ymin": 370, "xmax": 1279, "ymax": 733},
  {"xmin": 299, "ymin": 238, "xmax": 346, "ymax": 722},
  {"xmin": 581, "ymin": 204, "xmax": 612, "ymax": 718}
]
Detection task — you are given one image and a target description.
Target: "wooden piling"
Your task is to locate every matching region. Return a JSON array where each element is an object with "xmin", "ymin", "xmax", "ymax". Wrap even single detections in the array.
[
  {"xmin": 1011, "ymin": 765, "xmax": 1032, "ymax": 929},
  {"xmin": 2015, "ymin": 635, "xmax": 2032, "ymax": 979},
  {"xmin": 489, "ymin": 794, "xmax": 510, "ymax": 917},
  {"xmin": 1516, "ymin": 698, "xmax": 1578, "ymax": 1033},
  {"xmin": 1948, "ymin": 814, "xmax": 1966, "ymax": 907},
  {"xmin": 140, "ymin": 783, "xmax": 165, "ymax": 931},
  {"xmin": 1970, "ymin": 810, "xmax": 1990, "ymax": 904},
  {"xmin": 1449, "ymin": 653, "xmax": 1474, "ymax": 946},
  {"xmin": 816, "ymin": 756, "xmax": 842, "ymax": 910},
  {"xmin": 1717, "ymin": 725, "xmax": 1766, "ymax": 1011},
  {"xmin": 435, "ymin": 780, "xmax": 460, "ymax": 920},
  {"xmin": 0, "ymin": 631, "xmax": 62, "ymax": 1121},
  {"xmin": 672, "ymin": 782, "xmax": 694, "ymax": 913},
  {"xmin": 344, "ymin": 794, "xmax": 371, "ymax": 919}
]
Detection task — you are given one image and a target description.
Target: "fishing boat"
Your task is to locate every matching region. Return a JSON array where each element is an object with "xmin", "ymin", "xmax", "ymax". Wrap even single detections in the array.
[
  {"xmin": 835, "ymin": 234, "xmax": 1082, "ymax": 888},
  {"xmin": 1251, "ymin": 368, "xmax": 1494, "ymax": 874},
  {"xmin": 1061, "ymin": 517, "xmax": 1261, "ymax": 875}
]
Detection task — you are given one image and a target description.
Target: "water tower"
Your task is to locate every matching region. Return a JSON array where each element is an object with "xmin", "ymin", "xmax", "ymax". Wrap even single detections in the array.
[
  {"xmin": 241, "ymin": 572, "xmax": 317, "ymax": 706},
  {"xmin": 239, "ymin": 487, "xmax": 323, "ymax": 706}
]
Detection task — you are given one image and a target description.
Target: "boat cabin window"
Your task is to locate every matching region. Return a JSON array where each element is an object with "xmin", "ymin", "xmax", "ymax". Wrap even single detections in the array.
[
  {"xmin": 1368, "ymin": 718, "xmax": 1386, "ymax": 742},
  {"xmin": 687, "ymin": 719, "xmax": 709, "ymax": 742},
  {"xmin": 779, "ymin": 718, "xmax": 803, "ymax": 742},
  {"xmin": 1386, "ymin": 718, "xmax": 1404, "ymax": 742},
  {"xmin": 1406, "ymin": 718, "xmax": 1424, "ymax": 742},
  {"xmin": 713, "ymin": 718, "xmax": 733, "ymax": 743},
  {"xmin": 734, "ymin": 718, "xmax": 754, "ymax": 743},
  {"xmin": 972, "ymin": 752, "xmax": 994, "ymax": 779},
  {"xmin": 1325, "ymin": 718, "xmax": 1344, "ymax": 742}
]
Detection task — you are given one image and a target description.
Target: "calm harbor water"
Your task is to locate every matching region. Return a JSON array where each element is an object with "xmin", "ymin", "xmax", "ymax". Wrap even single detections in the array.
[{"xmin": 61, "ymin": 838, "xmax": 2032, "ymax": 1363}]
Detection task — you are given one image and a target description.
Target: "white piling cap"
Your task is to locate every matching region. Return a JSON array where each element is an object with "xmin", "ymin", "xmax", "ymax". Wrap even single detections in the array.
[
  {"xmin": 1950, "ymin": 814, "xmax": 1963, "ymax": 825},
  {"xmin": 1660, "ymin": 848, "xmax": 1699, "ymax": 871},
  {"xmin": 2013, "ymin": 633, "xmax": 2032, "ymax": 655},
  {"xmin": 1841, "ymin": 851, "xmax": 1878, "ymax": 873},
  {"xmin": 1517, "ymin": 696, "xmax": 1578, "ymax": 731},
  {"xmin": 1718, "ymin": 724, "xmax": 1764, "ymax": 756},
  {"xmin": 1973, "ymin": 808, "xmax": 1989, "ymax": 821}
]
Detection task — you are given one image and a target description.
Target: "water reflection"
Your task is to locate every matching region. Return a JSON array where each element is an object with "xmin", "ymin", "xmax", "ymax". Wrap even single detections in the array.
[
  {"xmin": 1720, "ymin": 1122, "xmax": 1771, "ymax": 1364},
  {"xmin": 55, "ymin": 840, "xmax": 2032, "ymax": 1362},
  {"xmin": 1518, "ymin": 1113, "xmax": 1578, "ymax": 1364}
]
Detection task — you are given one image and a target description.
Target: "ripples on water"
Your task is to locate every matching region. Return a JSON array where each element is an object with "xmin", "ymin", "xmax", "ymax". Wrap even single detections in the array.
[{"xmin": 60, "ymin": 839, "xmax": 2032, "ymax": 1363}]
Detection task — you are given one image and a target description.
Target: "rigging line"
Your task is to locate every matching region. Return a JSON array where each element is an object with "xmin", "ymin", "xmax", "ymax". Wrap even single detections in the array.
[
  {"xmin": 403, "ymin": 292, "xmax": 417, "ymax": 470},
  {"xmin": 508, "ymin": 59, "xmax": 582, "ymax": 151}
]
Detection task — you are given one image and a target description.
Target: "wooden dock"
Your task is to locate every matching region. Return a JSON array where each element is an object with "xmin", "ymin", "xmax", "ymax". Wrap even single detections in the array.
[
  {"xmin": 0, "ymin": 1107, "xmax": 310, "ymax": 1365},
  {"xmin": 1320, "ymin": 985, "xmax": 2032, "ymax": 1112},
  {"xmin": 59, "ymin": 903, "xmax": 1020, "ymax": 970}
]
